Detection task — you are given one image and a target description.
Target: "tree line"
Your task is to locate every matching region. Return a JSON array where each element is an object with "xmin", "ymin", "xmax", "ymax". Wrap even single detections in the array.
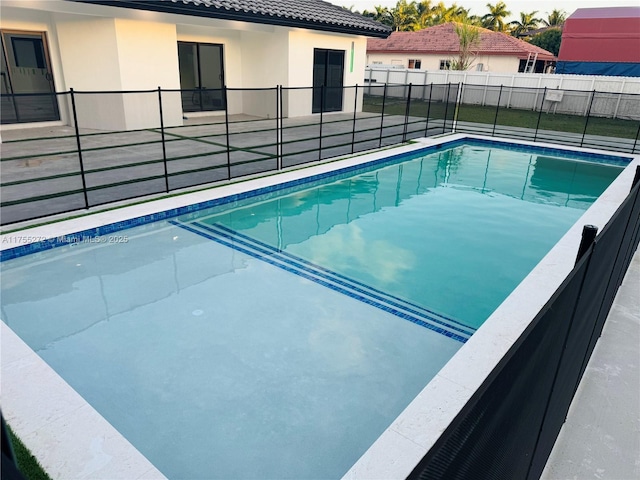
[{"xmin": 346, "ymin": 1, "xmax": 566, "ymax": 55}]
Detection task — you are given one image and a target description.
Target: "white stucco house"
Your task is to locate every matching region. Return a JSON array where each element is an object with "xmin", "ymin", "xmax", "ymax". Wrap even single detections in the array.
[
  {"xmin": 0, "ymin": 0, "xmax": 390, "ymax": 130},
  {"xmin": 367, "ymin": 23, "xmax": 555, "ymax": 75}
]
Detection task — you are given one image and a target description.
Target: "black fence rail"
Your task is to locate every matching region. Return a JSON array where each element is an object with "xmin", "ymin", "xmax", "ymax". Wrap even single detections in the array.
[
  {"xmin": 0, "ymin": 83, "xmax": 637, "ymax": 226},
  {"xmin": 407, "ymin": 168, "xmax": 640, "ymax": 480},
  {"xmin": 0, "ymin": 83, "xmax": 458, "ymax": 225},
  {"xmin": 454, "ymin": 84, "xmax": 640, "ymax": 153}
]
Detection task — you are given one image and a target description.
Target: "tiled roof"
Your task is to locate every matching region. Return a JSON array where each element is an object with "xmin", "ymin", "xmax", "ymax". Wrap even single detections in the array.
[
  {"xmin": 70, "ymin": 0, "xmax": 392, "ymax": 38},
  {"xmin": 367, "ymin": 23, "xmax": 555, "ymax": 60}
]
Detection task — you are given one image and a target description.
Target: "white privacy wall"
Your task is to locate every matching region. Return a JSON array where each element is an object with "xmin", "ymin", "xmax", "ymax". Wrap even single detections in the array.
[{"xmin": 365, "ymin": 67, "xmax": 640, "ymax": 120}]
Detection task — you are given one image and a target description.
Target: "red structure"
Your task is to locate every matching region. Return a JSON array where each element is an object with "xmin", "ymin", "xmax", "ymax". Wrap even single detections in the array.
[{"xmin": 557, "ymin": 7, "xmax": 640, "ymax": 76}]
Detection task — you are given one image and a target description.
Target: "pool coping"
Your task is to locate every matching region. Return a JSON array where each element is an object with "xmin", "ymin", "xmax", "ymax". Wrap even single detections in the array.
[
  {"xmin": 343, "ymin": 139, "xmax": 640, "ymax": 479},
  {"xmin": 1, "ymin": 135, "xmax": 637, "ymax": 479}
]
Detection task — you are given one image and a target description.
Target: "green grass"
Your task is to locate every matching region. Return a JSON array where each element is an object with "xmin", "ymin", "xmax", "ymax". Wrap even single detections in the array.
[
  {"xmin": 363, "ymin": 96, "xmax": 640, "ymax": 139},
  {"xmin": 6, "ymin": 425, "xmax": 51, "ymax": 480}
]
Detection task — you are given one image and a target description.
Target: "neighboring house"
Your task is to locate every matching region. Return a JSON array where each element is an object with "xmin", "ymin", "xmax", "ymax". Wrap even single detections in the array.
[
  {"xmin": 0, "ymin": 0, "xmax": 390, "ymax": 129},
  {"xmin": 556, "ymin": 7, "xmax": 640, "ymax": 77},
  {"xmin": 367, "ymin": 23, "xmax": 555, "ymax": 74}
]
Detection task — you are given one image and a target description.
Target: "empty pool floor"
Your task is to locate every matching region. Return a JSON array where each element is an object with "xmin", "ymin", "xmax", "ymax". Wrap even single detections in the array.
[{"xmin": 542, "ymin": 247, "xmax": 640, "ymax": 480}]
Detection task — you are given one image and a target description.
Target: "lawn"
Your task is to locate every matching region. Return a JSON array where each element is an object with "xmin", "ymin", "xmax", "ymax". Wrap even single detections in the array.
[
  {"xmin": 6, "ymin": 424, "xmax": 51, "ymax": 480},
  {"xmin": 363, "ymin": 95, "xmax": 640, "ymax": 140}
]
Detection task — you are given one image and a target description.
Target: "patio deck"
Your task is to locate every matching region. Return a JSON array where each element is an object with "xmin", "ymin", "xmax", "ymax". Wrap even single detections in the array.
[
  {"xmin": 542, "ymin": 248, "xmax": 640, "ymax": 480},
  {"xmin": 0, "ymin": 113, "xmax": 447, "ymax": 226}
]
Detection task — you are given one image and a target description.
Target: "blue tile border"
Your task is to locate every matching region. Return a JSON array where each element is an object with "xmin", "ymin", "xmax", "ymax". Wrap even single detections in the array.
[
  {"xmin": 208, "ymin": 222, "xmax": 475, "ymax": 334},
  {"xmin": 1, "ymin": 136, "xmax": 630, "ymax": 263},
  {"xmin": 170, "ymin": 218, "xmax": 474, "ymax": 343}
]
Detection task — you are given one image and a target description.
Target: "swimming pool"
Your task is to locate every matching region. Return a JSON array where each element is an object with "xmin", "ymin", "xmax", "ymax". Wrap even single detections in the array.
[{"xmin": 0, "ymin": 136, "xmax": 632, "ymax": 479}]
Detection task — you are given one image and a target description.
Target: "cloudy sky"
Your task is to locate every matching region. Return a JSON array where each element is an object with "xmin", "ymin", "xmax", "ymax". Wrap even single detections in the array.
[{"xmin": 328, "ymin": 0, "xmax": 639, "ymax": 22}]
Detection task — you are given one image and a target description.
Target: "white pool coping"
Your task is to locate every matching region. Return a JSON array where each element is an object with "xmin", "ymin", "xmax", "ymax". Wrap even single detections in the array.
[{"xmin": 1, "ymin": 135, "xmax": 637, "ymax": 479}]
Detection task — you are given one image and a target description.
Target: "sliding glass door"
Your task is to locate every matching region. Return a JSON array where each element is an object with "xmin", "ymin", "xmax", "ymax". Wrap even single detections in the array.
[
  {"xmin": 178, "ymin": 42, "xmax": 225, "ymax": 113},
  {"xmin": 1, "ymin": 30, "xmax": 59, "ymax": 124},
  {"xmin": 312, "ymin": 48, "xmax": 344, "ymax": 114}
]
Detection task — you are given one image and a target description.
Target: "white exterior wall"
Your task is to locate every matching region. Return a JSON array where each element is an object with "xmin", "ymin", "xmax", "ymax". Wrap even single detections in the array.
[
  {"xmin": 367, "ymin": 53, "xmax": 521, "ymax": 73},
  {"xmin": 239, "ymin": 29, "xmax": 289, "ymax": 118},
  {"xmin": 54, "ymin": 15, "xmax": 184, "ymax": 130},
  {"xmin": 1, "ymin": 0, "xmax": 371, "ymax": 129}
]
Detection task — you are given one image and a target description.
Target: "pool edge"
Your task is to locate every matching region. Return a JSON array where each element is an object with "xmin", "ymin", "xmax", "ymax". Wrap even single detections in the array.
[{"xmin": 342, "ymin": 139, "xmax": 640, "ymax": 479}]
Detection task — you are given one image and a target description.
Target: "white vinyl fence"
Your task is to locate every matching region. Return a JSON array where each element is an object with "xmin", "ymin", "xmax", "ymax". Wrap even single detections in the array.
[{"xmin": 364, "ymin": 68, "xmax": 640, "ymax": 121}]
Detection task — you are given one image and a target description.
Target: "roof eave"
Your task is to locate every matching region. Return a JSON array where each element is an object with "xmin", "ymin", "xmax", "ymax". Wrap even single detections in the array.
[{"xmin": 68, "ymin": 0, "xmax": 392, "ymax": 38}]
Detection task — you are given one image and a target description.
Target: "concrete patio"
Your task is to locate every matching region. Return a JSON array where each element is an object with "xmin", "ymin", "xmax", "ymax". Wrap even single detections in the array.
[
  {"xmin": 0, "ymin": 112, "xmax": 447, "ymax": 225},
  {"xmin": 542, "ymin": 247, "xmax": 639, "ymax": 480}
]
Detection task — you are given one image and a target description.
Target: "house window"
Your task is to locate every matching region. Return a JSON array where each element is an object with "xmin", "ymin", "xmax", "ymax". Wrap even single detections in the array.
[
  {"xmin": 439, "ymin": 60, "xmax": 451, "ymax": 70},
  {"xmin": 476, "ymin": 63, "xmax": 484, "ymax": 72},
  {"xmin": 408, "ymin": 59, "xmax": 422, "ymax": 69}
]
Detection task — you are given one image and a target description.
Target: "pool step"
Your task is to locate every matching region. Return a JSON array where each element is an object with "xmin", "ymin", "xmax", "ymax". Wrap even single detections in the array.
[{"xmin": 170, "ymin": 219, "xmax": 475, "ymax": 343}]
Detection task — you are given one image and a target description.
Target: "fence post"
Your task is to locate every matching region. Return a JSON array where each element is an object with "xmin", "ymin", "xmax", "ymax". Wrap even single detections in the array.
[
  {"xmin": 576, "ymin": 224, "xmax": 598, "ymax": 265},
  {"xmin": 279, "ymin": 85, "xmax": 284, "ymax": 169},
  {"xmin": 453, "ymin": 82, "xmax": 463, "ymax": 133},
  {"xmin": 632, "ymin": 165, "xmax": 640, "ymax": 190},
  {"xmin": 276, "ymin": 85, "xmax": 281, "ymax": 170},
  {"xmin": 612, "ymin": 79, "xmax": 626, "ymax": 119},
  {"xmin": 580, "ymin": 90, "xmax": 596, "ymax": 147},
  {"xmin": 442, "ymin": 83, "xmax": 452, "ymax": 134},
  {"xmin": 379, "ymin": 83, "xmax": 388, "ymax": 148},
  {"xmin": 491, "ymin": 84, "xmax": 503, "ymax": 137},
  {"xmin": 69, "ymin": 88, "xmax": 89, "ymax": 209},
  {"xmin": 534, "ymin": 87, "xmax": 547, "ymax": 143},
  {"xmin": 318, "ymin": 84, "xmax": 324, "ymax": 161},
  {"xmin": 224, "ymin": 86, "xmax": 231, "ymax": 180},
  {"xmin": 157, "ymin": 87, "xmax": 169, "ymax": 193},
  {"xmin": 633, "ymin": 122, "xmax": 640, "ymax": 155},
  {"xmin": 423, "ymin": 71, "xmax": 428, "ymax": 99},
  {"xmin": 352, "ymin": 84, "xmax": 358, "ymax": 154},
  {"xmin": 404, "ymin": 70, "xmax": 409, "ymax": 97},
  {"xmin": 403, "ymin": 83, "xmax": 412, "ymax": 142},
  {"xmin": 423, "ymin": 83, "xmax": 433, "ymax": 137}
]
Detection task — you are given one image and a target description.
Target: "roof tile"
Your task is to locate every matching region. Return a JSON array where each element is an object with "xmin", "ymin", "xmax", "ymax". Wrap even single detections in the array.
[
  {"xmin": 70, "ymin": 0, "xmax": 391, "ymax": 37},
  {"xmin": 166, "ymin": 0, "xmax": 391, "ymax": 36},
  {"xmin": 367, "ymin": 23, "xmax": 555, "ymax": 60}
]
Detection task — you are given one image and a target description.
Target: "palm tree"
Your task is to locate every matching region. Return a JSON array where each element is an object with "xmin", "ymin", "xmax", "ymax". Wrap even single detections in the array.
[
  {"xmin": 389, "ymin": 0, "xmax": 419, "ymax": 31},
  {"xmin": 416, "ymin": 0, "xmax": 437, "ymax": 28},
  {"xmin": 363, "ymin": 5, "xmax": 392, "ymax": 26},
  {"xmin": 482, "ymin": 1, "xmax": 511, "ymax": 32},
  {"xmin": 510, "ymin": 11, "xmax": 543, "ymax": 37},
  {"xmin": 543, "ymin": 9, "xmax": 567, "ymax": 27},
  {"xmin": 450, "ymin": 22, "xmax": 481, "ymax": 70},
  {"xmin": 430, "ymin": 2, "xmax": 469, "ymax": 25}
]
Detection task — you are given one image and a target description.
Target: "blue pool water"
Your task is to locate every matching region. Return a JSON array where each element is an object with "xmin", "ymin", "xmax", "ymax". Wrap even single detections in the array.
[{"xmin": 0, "ymin": 140, "xmax": 626, "ymax": 479}]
